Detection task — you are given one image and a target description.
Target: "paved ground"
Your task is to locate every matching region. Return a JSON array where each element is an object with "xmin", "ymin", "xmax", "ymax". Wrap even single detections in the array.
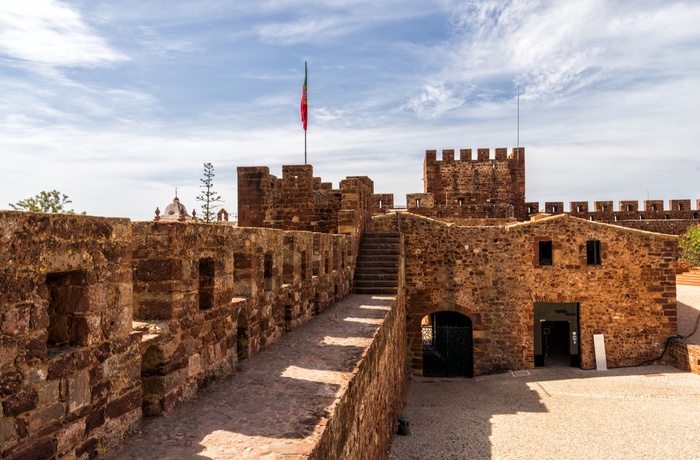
[
  {"xmin": 388, "ymin": 286, "xmax": 700, "ymax": 460},
  {"xmin": 388, "ymin": 365, "xmax": 700, "ymax": 460},
  {"xmin": 106, "ymin": 294, "xmax": 394, "ymax": 460}
]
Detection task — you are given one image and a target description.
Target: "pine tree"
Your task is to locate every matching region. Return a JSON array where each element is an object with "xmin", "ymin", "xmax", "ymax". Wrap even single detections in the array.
[{"xmin": 196, "ymin": 163, "xmax": 223, "ymax": 223}]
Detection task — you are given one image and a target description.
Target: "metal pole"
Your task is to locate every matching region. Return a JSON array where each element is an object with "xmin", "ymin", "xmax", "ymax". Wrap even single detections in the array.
[{"xmin": 517, "ymin": 87, "xmax": 520, "ymax": 148}]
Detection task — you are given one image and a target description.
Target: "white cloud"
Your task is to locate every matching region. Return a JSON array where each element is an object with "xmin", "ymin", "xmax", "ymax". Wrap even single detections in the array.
[
  {"xmin": 405, "ymin": 83, "xmax": 465, "ymax": 119},
  {"xmin": 0, "ymin": 0, "xmax": 128, "ymax": 68}
]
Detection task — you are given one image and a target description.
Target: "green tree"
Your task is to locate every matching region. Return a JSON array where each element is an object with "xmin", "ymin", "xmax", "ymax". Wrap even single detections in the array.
[
  {"xmin": 9, "ymin": 190, "xmax": 83, "ymax": 214},
  {"xmin": 678, "ymin": 223, "xmax": 700, "ymax": 268},
  {"xmin": 196, "ymin": 163, "xmax": 223, "ymax": 223}
]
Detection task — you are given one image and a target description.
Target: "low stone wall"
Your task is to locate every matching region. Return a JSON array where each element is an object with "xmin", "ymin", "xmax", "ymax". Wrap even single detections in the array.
[
  {"xmin": 131, "ymin": 222, "xmax": 357, "ymax": 415},
  {"xmin": 310, "ymin": 292, "xmax": 408, "ymax": 460},
  {"xmin": 667, "ymin": 339, "xmax": 700, "ymax": 375},
  {"xmin": 0, "ymin": 212, "xmax": 141, "ymax": 459}
]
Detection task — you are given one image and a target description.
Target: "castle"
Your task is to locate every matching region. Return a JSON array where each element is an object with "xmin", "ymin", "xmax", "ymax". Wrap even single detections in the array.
[{"xmin": 1, "ymin": 147, "xmax": 699, "ymax": 459}]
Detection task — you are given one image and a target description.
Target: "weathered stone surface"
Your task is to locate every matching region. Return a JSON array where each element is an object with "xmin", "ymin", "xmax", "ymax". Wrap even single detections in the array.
[
  {"xmin": 67, "ymin": 370, "xmax": 91, "ymax": 413},
  {"xmin": 2, "ymin": 389, "xmax": 38, "ymax": 417}
]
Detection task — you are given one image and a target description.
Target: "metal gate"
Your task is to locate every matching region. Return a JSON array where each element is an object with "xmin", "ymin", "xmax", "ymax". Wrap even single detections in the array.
[{"xmin": 422, "ymin": 322, "xmax": 473, "ymax": 378}]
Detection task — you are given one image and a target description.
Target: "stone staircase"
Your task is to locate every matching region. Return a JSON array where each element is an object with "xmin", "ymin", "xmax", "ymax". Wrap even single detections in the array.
[
  {"xmin": 353, "ymin": 232, "xmax": 400, "ymax": 295},
  {"xmin": 677, "ymin": 269, "xmax": 700, "ymax": 287}
]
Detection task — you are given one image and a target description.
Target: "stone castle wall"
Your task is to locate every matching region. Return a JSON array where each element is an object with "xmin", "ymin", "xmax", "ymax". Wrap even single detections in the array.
[
  {"xmin": 131, "ymin": 222, "xmax": 355, "ymax": 415},
  {"xmin": 0, "ymin": 212, "xmax": 141, "ymax": 460},
  {"xmin": 238, "ymin": 165, "xmax": 373, "ymax": 238},
  {"xmin": 311, "ymin": 287, "xmax": 408, "ymax": 459},
  {"xmin": 372, "ymin": 213, "xmax": 677, "ymax": 375},
  {"xmin": 526, "ymin": 200, "xmax": 700, "ymax": 235},
  {"xmin": 405, "ymin": 148, "xmax": 526, "ymax": 221}
]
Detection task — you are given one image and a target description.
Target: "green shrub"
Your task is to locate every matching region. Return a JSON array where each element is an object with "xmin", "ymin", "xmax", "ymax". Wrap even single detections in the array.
[{"xmin": 678, "ymin": 223, "xmax": 700, "ymax": 267}]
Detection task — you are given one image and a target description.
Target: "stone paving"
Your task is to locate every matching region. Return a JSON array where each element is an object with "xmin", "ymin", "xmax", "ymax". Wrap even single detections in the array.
[
  {"xmin": 388, "ymin": 286, "xmax": 700, "ymax": 460},
  {"xmin": 388, "ymin": 365, "xmax": 700, "ymax": 460},
  {"xmin": 106, "ymin": 294, "xmax": 394, "ymax": 460}
]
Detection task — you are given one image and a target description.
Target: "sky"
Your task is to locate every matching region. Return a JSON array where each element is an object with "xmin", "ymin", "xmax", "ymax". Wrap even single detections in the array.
[{"xmin": 0, "ymin": 0, "xmax": 699, "ymax": 221}]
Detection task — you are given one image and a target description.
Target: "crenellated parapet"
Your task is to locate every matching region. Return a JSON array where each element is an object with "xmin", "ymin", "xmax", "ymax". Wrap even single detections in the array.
[
  {"xmin": 237, "ymin": 164, "xmax": 374, "ymax": 236},
  {"xmin": 525, "ymin": 199, "xmax": 700, "ymax": 234},
  {"xmin": 412, "ymin": 147, "xmax": 526, "ymax": 220}
]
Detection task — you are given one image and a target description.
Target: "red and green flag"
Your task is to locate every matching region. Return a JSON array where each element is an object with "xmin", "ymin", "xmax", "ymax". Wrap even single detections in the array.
[{"xmin": 300, "ymin": 62, "xmax": 308, "ymax": 131}]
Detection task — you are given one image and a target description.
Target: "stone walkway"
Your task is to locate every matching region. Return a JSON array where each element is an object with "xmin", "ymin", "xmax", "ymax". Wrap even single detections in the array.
[
  {"xmin": 106, "ymin": 294, "xmax": 394, "ymax": 460},
  {"xmin": 388, "ymin": 366, "xmax": 700, "ymax": 460}
]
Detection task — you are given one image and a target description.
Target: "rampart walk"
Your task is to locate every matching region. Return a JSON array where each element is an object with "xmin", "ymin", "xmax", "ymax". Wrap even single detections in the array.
[{"xmin": 106, "ymin": 294, "xmax": 407, "ymax": 460}]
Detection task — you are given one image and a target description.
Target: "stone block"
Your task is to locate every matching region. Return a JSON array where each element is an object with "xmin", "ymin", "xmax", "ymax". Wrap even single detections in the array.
[
  {"xmin": 0, "ymin": 416, "xmax": 15, "ymax": 448},
  {"xmin": 0, "ymin": 339, "xmax": 18, "ymax": 367},
  {"xmin": 2, "ymin": 435, "xmax": 56, "ymax": 460},
  {"xmin": 56, "ymin": 419, "xmax": 86, "ymax": 455},
  {"xmin": 68, "ymin": 370, "xmax": 91, "ymax": 413},
  {"xmin": 36, "ymin": 380, "xmax": 60, "ymax": 406},
  {"xmin": 105, "ymin": 389, "xmax": 141, "ymax": 419},
  {"xmin": 2, "ymin": 389, "xmax": 38, "ymax": 416},
  {"xmin": 1, "ymin": 305, "xmax": 31, "ymax": 336},
  {"xmin": 27, "ymin": 401, "xmax": 65, "ymax": 434},
  {"xmin": 0, "ymin": 370, "xmax": 23, "ymax": 397}
]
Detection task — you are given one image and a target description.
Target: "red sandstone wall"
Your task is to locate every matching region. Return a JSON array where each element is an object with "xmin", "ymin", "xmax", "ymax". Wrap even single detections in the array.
[
  {"xmin": 310, "ymin": 269, "xmax": 407, "ymax": 460},
  {"xmin": 131, "ymin": 222, "xmax": 356, "ymax": 415},
  {"xmin": 667, "ymin": 339, "xmax": 700, "ymax": 376},
  {"xmin": 0, "ymin": 212, "xmax": 141, "ymax": 459},
  {"xmin": 416, "ymin": 147, "xmax": 526, "ymax": 221},
  {"xmin": 372, "ymin": 213, "xmax": 677, "ymax": 375},
  {"xmin": 237, "ymin": 165, "xmax": 374, "ymax": 236},
  {"xmin": 526, "ymin": 200, "xmax": 699, "ymax": 235}
]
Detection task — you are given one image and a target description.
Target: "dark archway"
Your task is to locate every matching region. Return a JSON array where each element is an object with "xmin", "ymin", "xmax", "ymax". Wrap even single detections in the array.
[{"xmin": 422, "ymin": 311, "xmax": 473, "ymax": 377}]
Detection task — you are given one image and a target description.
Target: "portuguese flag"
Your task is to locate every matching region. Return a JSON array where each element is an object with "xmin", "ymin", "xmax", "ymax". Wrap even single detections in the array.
[{"xmin": 300, "ymin": 62, "xmax": 308, "ymax": 131}]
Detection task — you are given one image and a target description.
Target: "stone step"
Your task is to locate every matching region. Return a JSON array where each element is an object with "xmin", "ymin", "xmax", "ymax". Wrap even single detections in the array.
[
  {"xmin": 353, "ymin": 273, "xmax": 399, "ymax": 281},
  {"xmin": 352, "ymin": 286, "xmax": 398, "ymax": 295},
  {"xmin": 353, "ymin": 279, "xmax": 399, "ymax": 288},
  {"xmin": 677, "ymin": 270, "xmax": 700, "ymax": 286}
]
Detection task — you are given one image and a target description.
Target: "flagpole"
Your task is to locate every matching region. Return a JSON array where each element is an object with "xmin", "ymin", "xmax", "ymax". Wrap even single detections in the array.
[{"xmin": 304, "ymin": 61, "xmax": 308, "ymax": 165}]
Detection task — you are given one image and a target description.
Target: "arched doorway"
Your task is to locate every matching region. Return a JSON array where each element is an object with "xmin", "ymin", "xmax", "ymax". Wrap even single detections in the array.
[{"xmin": 422, "ymin": 311, "xmax": 473, "ymax": 377}]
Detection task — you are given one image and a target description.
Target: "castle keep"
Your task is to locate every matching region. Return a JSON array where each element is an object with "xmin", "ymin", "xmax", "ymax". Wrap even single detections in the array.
[{"xmin": 1, "ymin": 147, "xmax": 699, "ymax": 459}]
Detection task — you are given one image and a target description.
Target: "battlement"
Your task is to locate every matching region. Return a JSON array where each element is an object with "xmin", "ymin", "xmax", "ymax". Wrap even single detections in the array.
[
  {"xmin": 419, "ymin": 147, "xmax": 526, "ymax": 220},
  {"xmin": 425, "ymin": 147, "xmax": 525, "ymax": 164},
  {"xmin": 238, "ymin": 164, "xmax": 374, "ymax": 236},
  {"xmin": 526, "ymin": 199, "xmax": 700, "ymax": 234}
]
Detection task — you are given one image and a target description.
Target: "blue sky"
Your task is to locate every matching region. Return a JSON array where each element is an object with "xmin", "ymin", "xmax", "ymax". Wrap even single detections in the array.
[{"xmin": 1, "ymin": 0, "xmax": 699, "ymax": 220}]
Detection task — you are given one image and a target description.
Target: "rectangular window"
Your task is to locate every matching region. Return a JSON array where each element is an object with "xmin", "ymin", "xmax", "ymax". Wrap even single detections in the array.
[
  {"xmin": 46, "ymin": 270, "xmax": 88, "ymax": 348},
  {"xmin": 199, "ymin": 259, "xmax": 215, "ymax": 309},
  {"xmin": 264, "ymin": 253, "xmax": 273, "ymax": 291},
  {"xmin": 587, "ymin": 240, "xmax": 601, "ymax": 265},
  {"xmin": 539, "ymin": 241, "xmax": 553, "ymax": 266}
]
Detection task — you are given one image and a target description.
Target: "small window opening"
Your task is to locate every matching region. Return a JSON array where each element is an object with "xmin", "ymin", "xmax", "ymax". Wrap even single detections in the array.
[
  {"xmin": 199, "ymin": 258, "xmax": 215, "ymax": 310},
  {"xmin": 379, "ymin": 200, "xmax": 383, "ymax": 208},
  {"xmin": 46, "ymin": 270, "xmax": 89, "ymax": 349},
  {"xmin": 264, "ymin": 253, "xmax": 273, "ymax": 291},
  {"xmin": 458, "ymin": 198, "xmax": 464, "ymax": 207},
  {"xmin": 301, "ymin": 251, "xmax": 308, "ymax": 280},
  {"xmin": 587, "ymin": 240, "xmax": 601, "ymax": 265},
  {"xmin": 416, "ymin": 199, "xmax": 421, "ymax": 208},
  {"xmin": 527, "ymin": 206, "xmax": 533, "ymax": 214},
  {"xmin": 601, "ymin": 205, "xmax": 606, "ymax": 212},
  {"xmin": 551, "ymin": 206, "xmax": 558, "ymax": 213},
  {"xmin": 651, "ymin": 204, "xmax": 657, "ymax": 212},
  {"xmin": 626, "ymin": 205, "xmax": 631, "ymax": 212},
  {"xmin": 538, "ymin": 241, "xmax": 553, "ymax": 266},
  {"xmin": 282, "ymin": 251, "xmax": 294, "ymax": 285},
  {"xmin": 576, "ymin": 206, "xmax": 581, "ymax": 212}
]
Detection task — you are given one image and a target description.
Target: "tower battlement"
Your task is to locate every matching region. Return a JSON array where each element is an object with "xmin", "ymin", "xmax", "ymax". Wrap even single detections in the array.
[{"xmin": 415, "ymin": 147, "xmax": 526, "ymax": 220}]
